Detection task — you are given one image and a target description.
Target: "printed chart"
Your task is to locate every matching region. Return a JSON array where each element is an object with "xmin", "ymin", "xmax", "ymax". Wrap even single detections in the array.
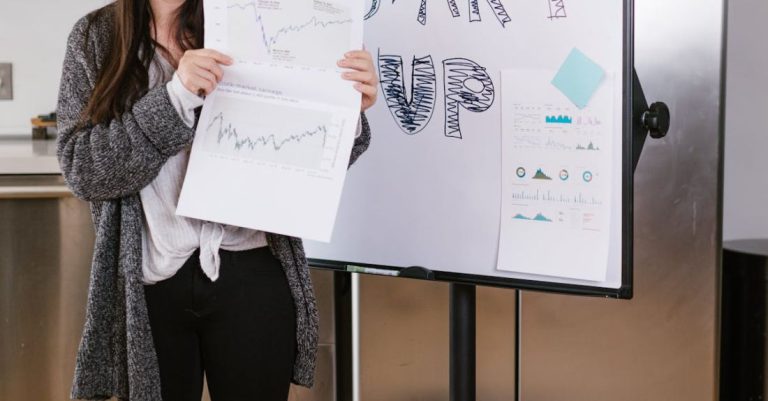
[
  {"xmin": 177, "ymin": 1, "xmax": 363, "ymax": 242},
  {"xmin": 201, "ymin": 96, "xmax": 345, "ymax": 171},
  {"xmin": 497, "ymin": 70, "xmax": 615, "ymax": 282},
  {"xmin": 206, "ymin": 0, "xmax": 359, "ymax": 69}
]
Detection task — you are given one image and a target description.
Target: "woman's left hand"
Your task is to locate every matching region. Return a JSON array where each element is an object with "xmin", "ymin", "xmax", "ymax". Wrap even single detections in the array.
[{"xmin": 339, "ymin": 50, "xmax": 379, "ymax": 112}]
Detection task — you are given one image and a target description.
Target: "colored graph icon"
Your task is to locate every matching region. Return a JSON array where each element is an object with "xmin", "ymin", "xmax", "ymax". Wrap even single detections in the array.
[
  {"xmin": 559, "ymin": 169, "xmax": 569, "ymax": 181},
  {"xmin": 545, "ymin": 115, "xmax": 573, "ymax": 124},
  {"xmin": 533, "ymin": 168, "xmax": 553, "ymax": 180},
  {"xmin": 516, "ymin": 167, "xmax": 526, "ymax": 178},
  {"xmin": 533, "ymin": 213, "xmax": 553, "ymax": 222},
  {"xmin": 513, "ymin": 213, "xmax": 553, "ymax": 222},
  {"xmin": 582, "ymin": 170, "xmax": 594, "ymax": 182},
  {"xmin": 576, "ymin": 141, "xmax": 600, "ymax": 151}
]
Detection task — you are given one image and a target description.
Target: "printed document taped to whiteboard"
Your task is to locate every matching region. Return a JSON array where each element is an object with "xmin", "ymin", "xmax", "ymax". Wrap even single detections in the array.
[
  {"xmin": 176, "ymin": 0, "xmax": 363, "ymax": 242},
  {"xmin": 496, "ymin": 70, "xmax": 614, "ymax": 282}
]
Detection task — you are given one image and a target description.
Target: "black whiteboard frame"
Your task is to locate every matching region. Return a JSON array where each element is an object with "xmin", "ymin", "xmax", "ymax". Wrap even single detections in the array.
[{"xmin": 309, "ymin": 0, "xmax": 635, "ymax": 299}]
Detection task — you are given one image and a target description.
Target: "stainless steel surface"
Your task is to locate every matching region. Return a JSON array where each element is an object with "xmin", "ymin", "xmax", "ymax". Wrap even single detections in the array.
[
  {"xmin": 0, "ymin": 139, "xmax": 61, "ymax": 175},
  {"xmin": 358, "ymin": 275, "xmax": 517, "ymax": 401},
  {"xmin": 0, "ymin": 175, "xmax": 71, "ymax": 198},
  {"xmin": 520, "ymin": 0, "xmax": 725, "ymax": 399},
  {"xmin": 0, "ymin": 182, "xmax": 93, "ymax": 400},
  {"xmin": 289, "ymin": 269, "xmax": 338, "ymax": 401}
]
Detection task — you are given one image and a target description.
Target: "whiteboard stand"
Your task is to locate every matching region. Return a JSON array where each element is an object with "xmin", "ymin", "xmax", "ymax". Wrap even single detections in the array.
[
  {"xmin": 400, "ymin": 266, "xmax": 485, "ymax": 401},
  {"xmin": 394, "ymin": 266, "xmax": 483, "ymax": 401},
  {"xmin": 449, "ymin": 285, "xmax": 522, "ymax": 401},
  {"xmin": 334, "ymin": 271, "xmax": 354, "ymax": 401},
  {"xmin": 450, "ymin": 282, "xmax": 476, "ymax": 401}
]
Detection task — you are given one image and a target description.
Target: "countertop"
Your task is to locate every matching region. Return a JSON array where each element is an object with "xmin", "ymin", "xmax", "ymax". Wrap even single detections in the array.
[
  {"xmin": 0, "ymin": 136, "xmax": 60, "ymax": 175},
  {"xmin": 724, "ymin": 240, "xmax": 768, "ymax": 257}
]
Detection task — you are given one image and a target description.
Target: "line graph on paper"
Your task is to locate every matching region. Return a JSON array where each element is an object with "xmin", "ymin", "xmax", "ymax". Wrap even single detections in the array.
[
  {"xmin": 210, "ymin": 0, "xmax": 356, "ymax": 69},
  {"xmin": 201, "ymin": 96, "xmax": 346, "ymax": 171}
]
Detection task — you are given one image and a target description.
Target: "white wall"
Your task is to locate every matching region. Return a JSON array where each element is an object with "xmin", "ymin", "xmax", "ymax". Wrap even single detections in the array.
[
  {"xmin": 723, "ymin": 0, "xmax": 768, "ymax": 240},
  {"xmin": 0, "ymin": 0, "xmax": 106, "ymax": 135}
]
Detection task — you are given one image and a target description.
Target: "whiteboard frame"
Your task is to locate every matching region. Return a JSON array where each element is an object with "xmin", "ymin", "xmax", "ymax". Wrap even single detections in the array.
[{"xmin": 309, "ymin": 0, "xmax": 635, "ymax": 299}]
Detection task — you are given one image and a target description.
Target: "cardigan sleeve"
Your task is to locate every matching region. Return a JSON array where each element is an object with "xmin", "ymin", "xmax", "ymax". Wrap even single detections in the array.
[
  {"xmin": 348, "ymin": 112, "xmax": 371, "ymax": 168},
  {"xmin": 166, "ymin": 72, "xmax": 205, "ymax": 128},
  {"xmin": 56, "ymin": 17, "xmax": 195, "ymax": 202}
]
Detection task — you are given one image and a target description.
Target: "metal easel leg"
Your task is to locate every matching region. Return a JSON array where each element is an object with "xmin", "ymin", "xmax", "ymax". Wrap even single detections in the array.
[
  {"xmin": 450, "ymin": 283, "xmax": 476, "ymax": 401},
  {"xmin": 515, "ymin": 290, "xmax": 521, "ymax": 401}
]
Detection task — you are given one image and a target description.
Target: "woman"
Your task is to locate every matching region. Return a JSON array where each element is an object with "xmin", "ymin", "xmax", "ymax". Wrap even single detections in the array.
[{"xmin": 56, "ymin": 0, "xmax": 376, "ymax": 400}]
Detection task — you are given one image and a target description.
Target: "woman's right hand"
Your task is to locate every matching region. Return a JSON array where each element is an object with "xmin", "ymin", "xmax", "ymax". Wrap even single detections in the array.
[{"xmin": 176, "ymin": 49, "xmax": 234, "ymax": 97}]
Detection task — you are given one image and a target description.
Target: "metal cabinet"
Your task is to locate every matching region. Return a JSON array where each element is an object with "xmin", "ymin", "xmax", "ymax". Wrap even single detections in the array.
[
  {"xmin": 0, "ymin": 175, "xmax": 338, "ymax": 400},
  {"xmin": 0, "ymin": 175, "xmax": 93, "ymax": 400}
]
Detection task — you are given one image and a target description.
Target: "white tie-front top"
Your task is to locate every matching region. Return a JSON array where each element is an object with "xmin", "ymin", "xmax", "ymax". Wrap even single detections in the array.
[{"xmin": 140, "ymin": 54, "xmax": 267, "ymax": 284}]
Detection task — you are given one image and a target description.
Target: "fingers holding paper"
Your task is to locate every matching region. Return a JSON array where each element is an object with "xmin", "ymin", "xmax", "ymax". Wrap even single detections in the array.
[
  {"xmin": 338, "ymin": 50, "xmax": 379, "ymax": 112},
  {"xmin": 177, "ymin": 49, "xmax": 234, "ymax": 97}
]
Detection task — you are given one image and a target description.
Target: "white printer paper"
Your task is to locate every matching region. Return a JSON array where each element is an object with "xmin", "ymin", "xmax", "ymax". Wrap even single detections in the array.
[
  {"xmin": 496, "ymin": 70, "xmax": 615, "ymax": 282},
  {"xmin": 176, "ymin": 0, "xmax": 363, "ymax": 242}
]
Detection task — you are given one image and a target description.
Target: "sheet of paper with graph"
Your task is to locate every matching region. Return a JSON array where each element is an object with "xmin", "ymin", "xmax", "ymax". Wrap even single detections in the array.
[{"xmin": 176, "ymin": 0, "xmax": 363, "ymax": 242}]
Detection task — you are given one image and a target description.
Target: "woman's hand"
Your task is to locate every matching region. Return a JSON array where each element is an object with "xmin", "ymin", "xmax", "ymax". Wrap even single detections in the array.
[
  {"xmin": 177, "ymin": 49, "xmax": 234, "ymax": 97},
  {"xmin": 338, "ymin": 50, "xmax": 378, "ymax": 112}
]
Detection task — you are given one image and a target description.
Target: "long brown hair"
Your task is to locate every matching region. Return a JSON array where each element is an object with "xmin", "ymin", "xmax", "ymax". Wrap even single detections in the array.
[{"xmin": 83, "ymin": 0, "xmax": 203, "ymax": 125}]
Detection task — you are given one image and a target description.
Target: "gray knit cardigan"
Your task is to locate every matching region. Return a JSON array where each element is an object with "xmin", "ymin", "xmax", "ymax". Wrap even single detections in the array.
[{"xmin": 57, "ymin": 7, "xmax": 370, "ymax": 400}]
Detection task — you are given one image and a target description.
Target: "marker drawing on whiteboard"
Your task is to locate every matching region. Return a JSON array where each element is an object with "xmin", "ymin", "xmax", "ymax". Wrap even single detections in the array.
[
  {"xmin": 418, "ymin": 0, "xmax": 428, "ymax": 25},
  {"xmin": 443, "ymin": 58, "xmax": 496, "ymax": 139},
  {"xmin": 450, "ymin": 0, "xmax": 511, "ymax": 26},
  {"xmin": 366, "ymin": 0, "xmax": 509, "ymax": 27},
  {"xmin": 547, "ymin": 0, "xmax": 567, "ymax": 19},
  {"xmin": 469, "ymin": 0, "xmax": 482, "ymax": 22},
  {"xmin": 378, "ymin": 51, "xmax": 437, "ymax": 135},
  {"xmin": 364, "ymin": 0, "xmax": 381, "ymax": 20},
  {"xmin": 486, "ymin": 0, "xmax": 512, "ymax": 26},
  {"xmin": 446, "ymin": 0, "xmax": 461, "ymax": 17}
]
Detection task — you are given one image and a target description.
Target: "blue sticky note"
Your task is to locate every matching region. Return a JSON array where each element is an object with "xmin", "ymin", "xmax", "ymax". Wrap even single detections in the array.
[{"xmin": 551, "ymin": 48, "xmax": 606, "ymax": 109}]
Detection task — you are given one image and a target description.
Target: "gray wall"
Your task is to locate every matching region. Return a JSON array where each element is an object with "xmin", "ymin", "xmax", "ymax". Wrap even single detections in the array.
[
  {"xmin": 723, "ymin": 0, "xmax": 768, "ymax": 241},
  {"xmin": 0, "ymin": 0, "xmax": 106, "ymax": 135}
]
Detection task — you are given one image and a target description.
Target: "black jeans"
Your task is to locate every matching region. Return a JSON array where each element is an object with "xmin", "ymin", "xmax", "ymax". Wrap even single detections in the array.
[{"xmin": 144, "ymin": 247, "xmax": 296, "ymax": 401}]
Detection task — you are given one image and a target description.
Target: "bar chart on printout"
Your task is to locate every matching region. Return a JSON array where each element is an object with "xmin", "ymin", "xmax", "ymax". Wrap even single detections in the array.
[{"xmin": 201, "ymin": 96, "xmax": 346, "ymax": 171}]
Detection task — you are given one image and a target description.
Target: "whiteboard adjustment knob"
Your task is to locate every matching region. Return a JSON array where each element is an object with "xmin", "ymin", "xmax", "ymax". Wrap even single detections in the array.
[{"xmin": 641, "ymin": 102, "xmax": 670, "ymax": 139}]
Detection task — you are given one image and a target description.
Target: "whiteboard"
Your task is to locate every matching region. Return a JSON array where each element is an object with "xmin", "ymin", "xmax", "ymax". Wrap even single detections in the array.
[{"xmin": 305, "ymin": 0, "xmax": 631, "ymax": 297}]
